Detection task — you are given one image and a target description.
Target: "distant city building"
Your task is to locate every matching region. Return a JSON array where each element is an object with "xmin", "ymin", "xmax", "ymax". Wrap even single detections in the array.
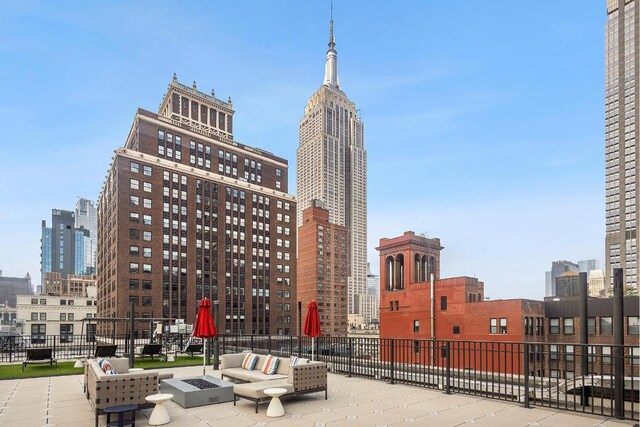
[
  {"xmin": 43, "ymin": 272, "xmax": 96, "ymax": 297},
  {"xmin": 96, "ymin": 76, "xmax": 296, "ymax": 336},
  {"xmin": 555, "ymin": 271, "xmax": 579, "ymax": 297},
  {"xmin": 75, "ymin": 198, "xmax": 98, "ymax": 275},
  {"xmin": 40, "ymin": 200, "xmax": 98, "ymax": 291},
  {"xmin": 357, "ymin": 293, "xmax": 379, "ymax": 326},
  {"xmin": 545, "ymin": 260, "xmax": 579, "ymax": 297},
  {"xmin": 0, "ymin": 271, "xmax": 33, "ymax": 308},
  {"xmin": 605, "ymin": 0, "xmax": 638, "ymax": 291},
  {"xmin": 578, "ymin": 259, "xmax": 599, "ymax": 273},
  {"xmin": 588, "ymin": 269, "xmax": 606, "ymax": 297},
  {"xmin": 297, "ymin": 201, "xmax": 348, "ymax": 336},
  {"xmin": 17, "ymin": 289, "xmax": 97, "ymax": 343},
  {"xmin": 297, "ymin": 16, "xmax": 367, "ymax": 318},
  {"xmin": 366, "ymin": 262, "xmax": 379, "ymax": 298}
]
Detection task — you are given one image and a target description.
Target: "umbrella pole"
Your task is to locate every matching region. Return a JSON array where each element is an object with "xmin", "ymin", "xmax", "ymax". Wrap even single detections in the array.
[
  {"xmin": 312, "ymin": 337, "xmax": 315, "ymax": 361},
  {"xmin": 203, "ymin": 339, "xmax": 207, "ymax": 376}
]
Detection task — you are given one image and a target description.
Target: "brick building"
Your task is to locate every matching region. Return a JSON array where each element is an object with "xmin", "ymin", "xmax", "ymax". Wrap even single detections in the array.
[
  {"xmin": 378, "ymin": 231, "xmax": 639, "ymax": 377},
  {"xmin": 97, "ymin": 76, "xmax": 296, "ymax": 336},
  {"xmin": 297, "ymin": 200, "xmax": 348, "ymax": 336}
]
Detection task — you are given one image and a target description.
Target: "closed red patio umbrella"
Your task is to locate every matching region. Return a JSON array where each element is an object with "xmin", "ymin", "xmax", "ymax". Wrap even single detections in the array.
[
  {"xmin": 193, "ymin": 298, "xmax": 218, "ymax": 375},
  {"xmin": 303, "ymin": 300, "xmax": 321, "ymax": 360}
]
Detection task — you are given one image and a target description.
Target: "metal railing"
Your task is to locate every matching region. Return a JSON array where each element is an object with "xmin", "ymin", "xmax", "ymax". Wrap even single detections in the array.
[{"xmin": 1, "ymin": 334, "xmax": 636, "ymax": 420}]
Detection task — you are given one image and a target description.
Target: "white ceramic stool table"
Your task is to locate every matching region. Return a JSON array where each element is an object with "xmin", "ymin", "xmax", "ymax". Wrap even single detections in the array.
[
  {"xmin": 263, "ymin": 387, "xmax": 287, "ymax": 417},
  {"xmin": 145, "ymin": 393, "xmax": 173, "ymax": 425}
]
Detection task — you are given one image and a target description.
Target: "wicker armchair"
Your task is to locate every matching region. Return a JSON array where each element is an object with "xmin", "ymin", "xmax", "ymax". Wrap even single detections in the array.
[{"xmin": 85, "ymin": 358, "xmax": 158, "ymax": 427}]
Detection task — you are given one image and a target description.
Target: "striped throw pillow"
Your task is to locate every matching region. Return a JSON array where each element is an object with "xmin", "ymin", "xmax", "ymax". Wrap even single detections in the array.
[
  {"xmin": 290, "ymin": 356, "xmax": 301, "ymax": 366},
  {"xmin": 242, "ymin": 353, "xmax": 259, "ymax": 371},
  {"xmin": 261, "ymin": 355, "xmax": 279, "ymax": 375}
]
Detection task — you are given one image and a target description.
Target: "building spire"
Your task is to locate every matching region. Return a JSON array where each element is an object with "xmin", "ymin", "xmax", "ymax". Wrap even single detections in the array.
[{"xmin": 323, "ymin": 2, "xmax": 339, "ymax": 89}]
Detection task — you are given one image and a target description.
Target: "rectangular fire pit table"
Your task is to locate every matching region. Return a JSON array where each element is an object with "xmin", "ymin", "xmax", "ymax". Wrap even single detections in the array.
[{"xmin": 160, "ymin": 375, "xmax": 235, "ymax": 408}]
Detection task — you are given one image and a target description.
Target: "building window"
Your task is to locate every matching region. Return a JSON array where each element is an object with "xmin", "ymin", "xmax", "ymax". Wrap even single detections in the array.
[
  {"xmin": 490, "ymin": 318, "xmax": 497, "ymax": 334},
  {"xmin": 39, "ymin": 313, "xmax": 46, "ymax": 321},
  {"xmin": 31, "ymin": 298, "xmax": 38, "ymax": 304},
  {"xmin": 143, "ymin": 198, "xmax": 152, "ymax": 209},
  {"xmin": 588, "ymin": 317, "xmax": 596, "ymax": 335},
  {"xmin": 499, "ymin": 318, "xmax": 507, "ymax": 334},
  {"xmin": 143, "ymin": 182, "xmax": 152, "ymax": 192},
  {"xmin": 628, "ymin": 316, "xmax": 639, "ymax": 335},
  {"xmin": 129, "ymin": 279, "xmax": 139, "ymax": 290},
  {"xmin": 453, "ymin": 326, "xmax": 460, "ymax": 334},
  {"xmin": 550, "ymin": 344, "xmax": 559, "ymax": 360},
  {"xmin": 129, "ymin": 245, "xmax": 139, "ymax": 256},
  {"xmin": 563, "ymin": 318, "xmax": 574, "ymax": 335},
  {"xmin": 566, "ymin": 345, "xmax": 574, "ymax": 362},
  {"xmin": 131, "ymin": 162, "xmax": 140, "ymax": 173},
  {"xmin": 60, "ymin": 313, "xmax": 66, "ymax": 321},
  {"xmin": 31, "ymin": 312, "xmax": 38, "ymax": 321},
  {"xmin": 602, "ymin": 346, "xmax": 612, "ymax": 364},
  {"xmin": 143, "ymin": 231, "xmax": 152, "ymax": 241},
  {"xmin": 130, "ymin": 195, "xmax": 139, "ymax": 206},
  {"xmin": 142, "ymin": 297, "xmax": 152, "ymax": 306},
  {"xmin": 31, "ymin": 324, "xmax": 46, "ymax": 343},
  {"xmin": 600, "ymin": 317, "xmax": 613, "ymax": 335},
  {"xmin": 550, "ymin": 369, "xmax": 559, "ymax": 379},
  {"xmin": 60, "ymin": 324, "xmax": 73, "ymax": 343},
  {"xmin": 549, "ymin": 318, "xmax": 560, "ymax": 334},
  {"xmin": 130, "ymin": 263, "xmax": 139, "ymax": 273},
  {"xmin": 143, "ymin": 264, "xmax": 152, "ymax": 273},
  {"xmin": 143, "ymin": 280, "xmax": 152, "ymax": 290},
  {"xmin": 143, "ymin": 247, "xmax": 152, "ymax": 258},
  {"xmin": 413, "ymin": 320, "xmax": 419, "ymax": 333},
  {"xmin": 440, "ymin": 296, "xmax": 447, "ymax": 311},
  {"xmin": 130, "ymin": 179, "xmax": 139, "ymax": 190},
  {"xmin": 129, "ymin": 229, "xmax": 139, "ymax": 240},
  {"xmin": 143, "ymin": 165, "xmax": 152, "ymax": 176},
  {"xmin": 143, "ymin": 214, "xmax": 152, "ymax": 225}
]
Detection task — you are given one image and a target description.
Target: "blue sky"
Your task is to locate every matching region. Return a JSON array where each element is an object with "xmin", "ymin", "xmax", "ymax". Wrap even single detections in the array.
[{"xmin": 0, "ymin": 1, "xmax": 604, "ymax": 300}]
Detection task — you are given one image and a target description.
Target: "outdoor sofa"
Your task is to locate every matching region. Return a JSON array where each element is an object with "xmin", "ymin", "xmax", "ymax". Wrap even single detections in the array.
[
  {"xmin": 85, "ymin": 357, "xmax": 158, "ymax": 427},
  {"xmin": 220, "ymin": 352, "xmax": 327, "ymax": 412}
]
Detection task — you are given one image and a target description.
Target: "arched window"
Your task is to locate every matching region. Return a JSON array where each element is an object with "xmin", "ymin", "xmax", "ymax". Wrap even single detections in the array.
[
  {"xmin": 395, "ymin": 254, "xmax": 404, "ymax": 290},
  {"xmin": 385, "ymin": 256, "xmax": 394, "ymax": 291},
  {"xmin": 414, "ymin": 254, "xmax": 422, "ymax": 283},
  {"xmin": 423, "ymin": 255, "xmax": 430, "ymax": 280},
  {"xmin": 429, "ymin": 256, "xmax": 436, "ymax": 280}
]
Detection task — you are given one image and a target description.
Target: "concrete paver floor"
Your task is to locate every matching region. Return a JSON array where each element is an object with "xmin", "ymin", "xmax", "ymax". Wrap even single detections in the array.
[{"xmin": 0, "ymin": 365, "xmax": 636, "ymax": 426}]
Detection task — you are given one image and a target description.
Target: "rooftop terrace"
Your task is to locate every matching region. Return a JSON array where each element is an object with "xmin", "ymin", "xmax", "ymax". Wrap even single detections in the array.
[{"xmin": 0, "ymin": 365, "xmax": 635, "ymax": 427}]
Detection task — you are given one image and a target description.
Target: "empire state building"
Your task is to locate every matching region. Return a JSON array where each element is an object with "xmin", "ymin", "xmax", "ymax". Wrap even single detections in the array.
[{"xmin": 297, "ymin": 18, "xmax": 367, "ymax": 316}]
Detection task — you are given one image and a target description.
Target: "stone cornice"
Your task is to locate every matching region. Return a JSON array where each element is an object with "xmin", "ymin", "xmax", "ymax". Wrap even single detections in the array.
[{"xmin": 118, "ymin": 148, "xmax": 296, "ymax": 203}]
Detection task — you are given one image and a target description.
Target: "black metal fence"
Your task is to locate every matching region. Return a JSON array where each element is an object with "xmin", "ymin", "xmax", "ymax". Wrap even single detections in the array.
[{"xmin": 1, "ymin": 334, "xmax": 637, "ymax": 420}]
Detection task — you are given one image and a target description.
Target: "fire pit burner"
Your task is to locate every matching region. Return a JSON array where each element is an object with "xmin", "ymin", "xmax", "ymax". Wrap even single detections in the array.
[{"xmin": 181, "ymin": 378, "xmax": 219, "ymax": 390}]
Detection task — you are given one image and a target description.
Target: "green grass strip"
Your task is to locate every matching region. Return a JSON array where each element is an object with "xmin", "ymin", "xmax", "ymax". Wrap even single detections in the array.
[{"xmin": 0, "ymin": 356, "xmax": 209, "ymax": 380}]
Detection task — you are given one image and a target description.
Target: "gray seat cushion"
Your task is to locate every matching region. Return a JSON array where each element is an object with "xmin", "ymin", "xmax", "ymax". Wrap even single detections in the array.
[
  {"xmin": 247, "ymin": 371, "xmax": 288, "ymax": 382},
  {"xmin": 222, "ymin": 367, "xmax": 253, "ymax": 382}
]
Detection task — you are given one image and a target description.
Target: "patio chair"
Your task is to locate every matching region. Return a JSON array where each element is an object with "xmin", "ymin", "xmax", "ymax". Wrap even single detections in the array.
[
  {"xmin": 137, "ymin": 343, "xmax": 164, "ymax": 359},
  {"xmin": 94, "ymin": 344, "xmax": 117, "ymax": 358},
  {"xmin": 179, "ymin": 343, "xmax": 203, "ymax": 357},
  {"xmin": 22, "ymin": 348, "xmax": 57, "ymax": 372}
]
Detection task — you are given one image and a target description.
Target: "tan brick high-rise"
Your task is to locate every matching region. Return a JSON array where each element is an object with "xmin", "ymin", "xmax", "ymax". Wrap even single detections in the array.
[
  {"xmin": 97, "ymin": 76, "xmax": 296, "ymax": 336},
  {"xmin": 297, "ymin": 201, "xmax": 349, "ymax": 336}
]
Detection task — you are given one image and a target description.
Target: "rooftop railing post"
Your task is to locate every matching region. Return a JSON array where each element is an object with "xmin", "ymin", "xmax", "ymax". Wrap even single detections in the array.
[
  {"xmin": 523, "ymin": 343, "xmax": 530, "ymax": 408},
  {"xmin": 268, "ymin": 335, "xmax": 272, "ymax": 354},
  {"xmin": 129, "ymin": 301, "xmax": 135, "ymax": 369},
  {"xmin": 613, "ymin": 267, "xmax": 625, "ymax": 419},
  {"xmin": 53, "ymin": 335, "xmax": 57, "ymax": 361},
  {"xmin": 213, "ymin": 301, "xmax": 220, "ymax": 370},
  {"xmin": 348, "ymin": 337, "xmax": 353, "ymax": 378},
  {"xmin": 390, "ymin": 339, "xmax": 395, "ymax": 385},
  {"xmin": 444, "ymin": 342, "xmax": 451, "ymax": 395},
  {"xmin": 250, "ymin": 335, "xmax": 254, "ymax": 353}
]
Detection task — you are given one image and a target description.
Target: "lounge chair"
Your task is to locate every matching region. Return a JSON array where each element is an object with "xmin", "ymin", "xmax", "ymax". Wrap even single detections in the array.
[{"xmin": 22, "ymin": 348, "xmax": 57, "ymax": 372}]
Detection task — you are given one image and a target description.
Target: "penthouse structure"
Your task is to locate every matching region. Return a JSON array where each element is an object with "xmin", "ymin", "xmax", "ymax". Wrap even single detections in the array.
[{"xmin": 97, "ymin": 76, "xmax": 296, "ymax": 336}]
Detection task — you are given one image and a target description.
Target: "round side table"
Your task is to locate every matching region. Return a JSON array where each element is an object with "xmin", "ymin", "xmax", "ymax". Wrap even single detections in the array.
[
  {"xmin": 263, "ymin": 387, "xmax": 287, "ymax": 417},
  {"xmin": 145, "ymin": 393, "xmax": 173, "ymax": 426}
]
